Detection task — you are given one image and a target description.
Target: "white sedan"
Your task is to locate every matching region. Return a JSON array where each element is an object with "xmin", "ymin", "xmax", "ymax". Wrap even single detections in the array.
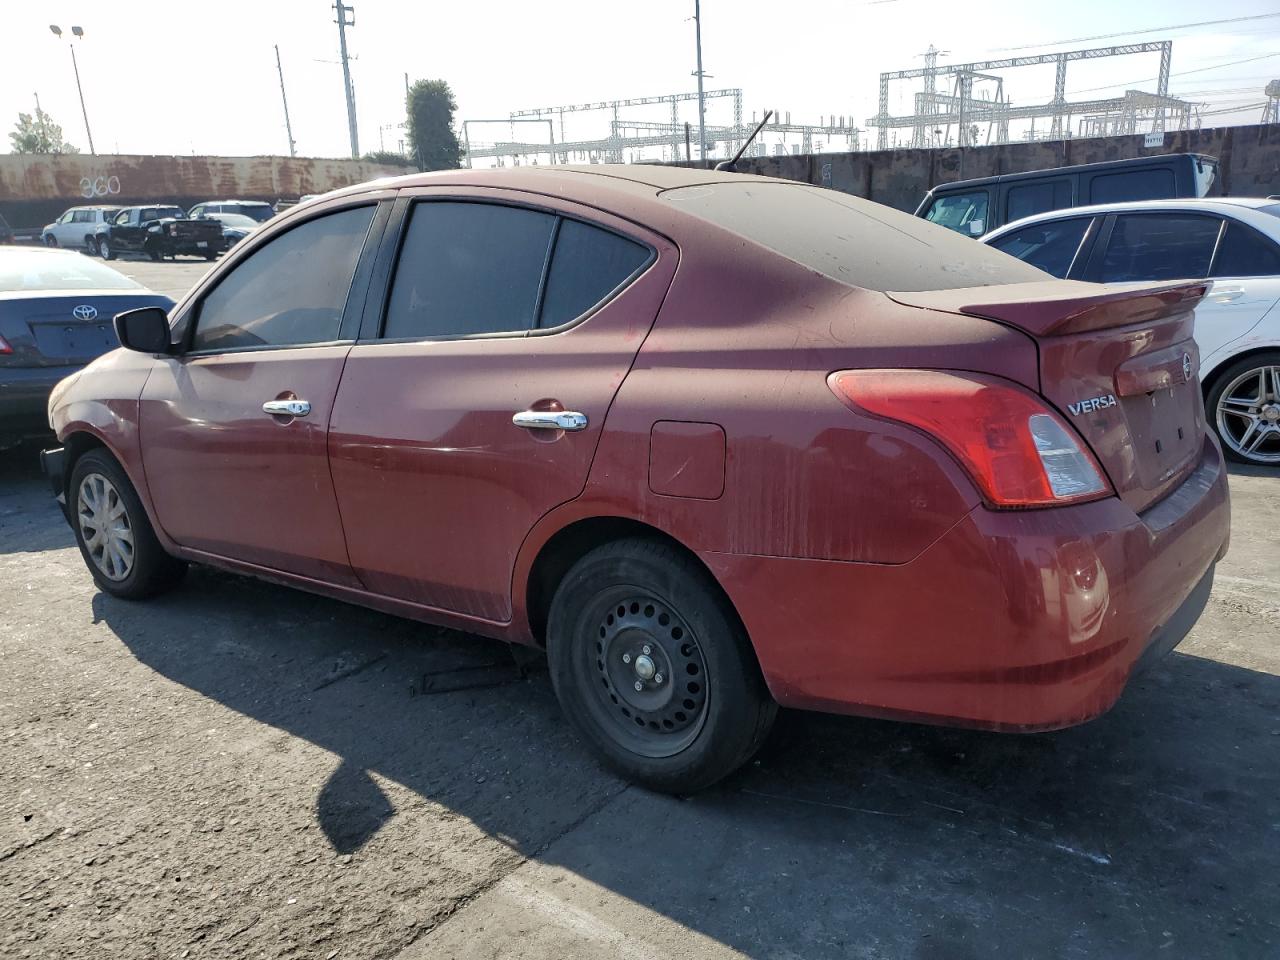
[{"xmin": 984, "ymin": 198, "xmax": 1280, "ymax": 466}]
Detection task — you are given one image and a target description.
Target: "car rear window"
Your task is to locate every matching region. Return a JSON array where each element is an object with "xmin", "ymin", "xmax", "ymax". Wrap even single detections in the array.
[
  {"xmin": 0, "ymin": 250, "xmax": 142, "ymax": 292},
  {"xmin": 662, "ymin": 182, "xmax": 1044, "ymax": 291}
]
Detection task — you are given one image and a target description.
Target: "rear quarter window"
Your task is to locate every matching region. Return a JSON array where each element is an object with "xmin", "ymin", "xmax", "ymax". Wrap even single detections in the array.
[
  {"xmin": 664, "ymin": 182, "xmax": 1044, "ymax": 291},
  {"xmin": 1088, "ymin": 169, "xmax": 1176, "ymax": 205}
]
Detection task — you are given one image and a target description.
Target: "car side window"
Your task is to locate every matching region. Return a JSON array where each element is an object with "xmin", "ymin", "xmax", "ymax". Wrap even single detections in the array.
[
  {"xmin": 1089, "ymin": 169, "xmax": 1176, "ymax": 204},
  {"xmin": 116, "ymin": 210, "xmax": 132, "ymax": 225},
  {"xmin": 383, "ymin": 202, "xmax": 556, "ymax": 339},
  {"xmin": 190, "ymin": 205, "xmax": 204, "ymax": 218},
  {"xmin": 1006, "ymin": 180, "xmax": 1072, "ymax": 224},
  {"xmin": 989, "ymin": 218, "xmax": 1091, "ymax": 279},
  {"xmin": 190, "ymin": 205, "xmax": 375, "ymax": 352},
  {"xmin": 1210, "ymin": 220, "xmax": 1280, "ymax": 278},
  {"xmin": 539, "ymin": 219, "xmax": 652, "ymax": 327},
  {"xmin": 1095, "ymin": 214, "xmax": 1221, "ymax": 283}
]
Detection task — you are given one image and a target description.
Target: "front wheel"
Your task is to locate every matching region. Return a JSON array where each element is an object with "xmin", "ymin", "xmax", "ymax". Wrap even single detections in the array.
[
  {"xmin": 1207, "ymin": 351, "xmax": 1280, "ymax": 465},
  {"xmin": 99, "ymin": 238, "xmax": 114, "ymax": 260},
  {"xmin": 547, "ymin": 538, "xmax": 776, "ymax": 793},
  {"xmin": 69, "ymin": 450, "xmax": 186, "ymax": 600},
  {"xmin": 44, "ymin": 235, "xmax": 58, "ymax": 247}
]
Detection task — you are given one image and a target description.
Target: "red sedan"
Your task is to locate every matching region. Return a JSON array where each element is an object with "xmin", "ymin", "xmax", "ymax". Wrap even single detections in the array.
[{"xmin": 41, "ymin": 166, "xmax": 1230, "ymax": 793}]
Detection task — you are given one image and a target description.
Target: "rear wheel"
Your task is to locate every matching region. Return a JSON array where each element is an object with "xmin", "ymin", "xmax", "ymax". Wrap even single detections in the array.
[
  {"xmin": 69, "ymin": 450, "xmax": 186, "ymax": 600},
  {"xmin": 547, "ymin": 538, "xmax": 776, "ymax": 793},
  {"xmin": 1207, "ymin": 351, "xmax": 1280, "ymax": 465}
]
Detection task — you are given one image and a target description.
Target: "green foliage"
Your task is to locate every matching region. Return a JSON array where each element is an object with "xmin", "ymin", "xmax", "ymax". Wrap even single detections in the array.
[
  {"xmin": 9, "ymin": 108, "xmax": 79, "ymax": 154},
  {"xmin": 362, "ymin": 150, "xmax": 414, "ymax": 167},
  {"xmin": 405, "ymin": 79, "xmax": 462, "ymax": 172}
]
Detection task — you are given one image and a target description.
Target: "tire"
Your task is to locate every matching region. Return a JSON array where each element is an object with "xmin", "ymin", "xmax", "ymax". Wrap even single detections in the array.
[
  {"xmin": 147, "ymin": 246, "xmax": 161, "ymax": 262},
  {"xmin": 203, "ymin": 251, "xmax": 217, "ymax": 261},
  {"xmin": 44, "ymin": 235, "xmax": 58, "ymax": 247},
  {"xmin": 1205, "ymin": 350, "xmax": 1280, "ymax": 466},
  {"xmin": 69, "ymin": 449, "xmax": 186, "ymax": 600},
  {"xmin": 547, "ymin": 538, "xmax": 776, "ymax": 793},
  {"xmin": 83, "ymin": 235, "xmax": 96, "ymax": 253},
  {"xmin": 99, "ymin": 238, "xmax": 114, "ymax": 260}
]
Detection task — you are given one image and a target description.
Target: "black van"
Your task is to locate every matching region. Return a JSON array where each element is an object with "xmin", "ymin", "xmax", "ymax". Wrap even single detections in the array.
[{"xmin": 915, "ymin": 153, "xmax": 1218, "ymax": 237}]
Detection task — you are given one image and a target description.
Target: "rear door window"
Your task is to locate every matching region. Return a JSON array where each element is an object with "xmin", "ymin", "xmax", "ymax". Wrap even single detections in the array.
[
  {"xmin": 923, "ymin": 190, "xmax": 990, "ymax": 235},
  {"xmin": 539, "ymin": 219, "xmax": 652, "ymax": 328},
  {"xmin": 190, "ymin": 205, "xmax": 375, "ymax": 352},
  {"xmin": 988, "ymin": 217, "xmax": 1092, "ymax": 279},
  {"xmin": 1094, "ymin": 214, "xmax": 1221, "ymax": 282},
  {"xmin": 1088, "ymin": 169, "xmax": 1176, "ymax": 204},
  {"xmin": 383, "ymin": 202, "xmax": 556, "ymax": 339},
  {"xmin": 1210, "ymin": 220, "xmax": 1280, "ymax": 278},
  {"xmin": 1006, "ymin": 180, "xmax": 1072, "ymax": 224}
]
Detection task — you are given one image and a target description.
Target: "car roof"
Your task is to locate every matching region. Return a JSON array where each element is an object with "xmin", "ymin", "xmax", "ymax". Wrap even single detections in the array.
[
  {"xmin": 925, "ymin": 153, "xmax": 1216, "ymax": 193},
  {"xmin": 985, "ymin": 197, "xmax": 1280, "ymax": 240}
]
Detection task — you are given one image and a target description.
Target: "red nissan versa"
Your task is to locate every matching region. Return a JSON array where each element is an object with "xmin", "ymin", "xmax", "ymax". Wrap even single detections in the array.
[{"xmin": 40, "ymin": 166, "xmax": 1230, "ymax": 793}]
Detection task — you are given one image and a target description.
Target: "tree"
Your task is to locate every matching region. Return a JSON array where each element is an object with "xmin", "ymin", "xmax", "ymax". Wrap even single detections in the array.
[
  {"xmin": 9, "ymin": 108, "xmax": 79, "ymax": 154},
  {"xmin": 405, "ymin": 79, "xmax": 461, "ymax": 172},
  {"xmin": 361, "ymin": 149, "xmax": 414, "ymax": 167}
]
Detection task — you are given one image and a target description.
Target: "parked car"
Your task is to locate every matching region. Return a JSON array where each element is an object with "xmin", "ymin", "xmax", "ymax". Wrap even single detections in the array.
[
  {"xmin": 40, "ymin": 167, "xmax": 1230, "ymax": 793},
  {"xmin": 200, "ymin": 211, "xmax": 260, "ymax": 251},
  {"xmin": 1, "ymin": 212, "xmax": 16, "ymax": 245},
  {"xmin": 917, "ymin": 153, "xmax": 1218, "ymax": 237},
  {"xmin": 984, "ymin": 197, "xmax": 1280, "ymax": 465},
  {"xmin": 41, "ymin": 206, "xmax": 121, "ymax": 251},
  {"xmin": 188, "ymin": 200, "xmax": 275, "ymax": 224},
  {"xmin": 93, "ymin": 206, "xmax": 223, "ymax": 261},
  {"xmin": 0, "ymin": 247, "xmax": 172, "ymax": 449}
]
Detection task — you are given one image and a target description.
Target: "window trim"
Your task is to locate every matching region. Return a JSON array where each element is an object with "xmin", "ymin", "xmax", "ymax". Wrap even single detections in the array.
[
  {"xmin": 365, "ymin": 195, "xmax": 657, "ymax": 346},
  {"xmin": 176, "ymin": 199, "xmax": 387, "ymax": 358}
]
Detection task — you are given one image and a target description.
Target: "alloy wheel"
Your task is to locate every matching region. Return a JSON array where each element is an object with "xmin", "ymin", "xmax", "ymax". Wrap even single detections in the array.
[
  {"xmin": 1215, "ymin": 364, "xmax": 1280, "ymax": 464},
  {"xmin": 77, "ymin": 472, "xmax": 135, "ymax": 581},
  {"xmin": 583, "ymin": 592, "xmax": 710, "ymax": 758}
]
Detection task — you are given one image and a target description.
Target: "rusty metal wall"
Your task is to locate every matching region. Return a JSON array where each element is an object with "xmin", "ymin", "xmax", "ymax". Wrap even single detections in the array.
[
  {"xmin": 0, "ymin": 154, "xmax": 407, "ymax": 230},
  {"xmin": 731, "ymin": 122, "xmax": 1280, "ymax": 211}
]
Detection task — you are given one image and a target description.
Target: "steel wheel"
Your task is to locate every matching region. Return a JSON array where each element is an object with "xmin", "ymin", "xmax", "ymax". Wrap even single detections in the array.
[
  {"xmin": 1215, "ymin": 363, "xmax": 1280, "ymax": 464},
  {"xmin": 582, "ymin": 591, "xmax": 710, "ymax": 758},
  {"xmin": 76, "ymin": 472, "xmax": 135, "ymax": 581},
  {"xmin": 45, "ymin": 235, "xmax": 58, "ymax": 247}
]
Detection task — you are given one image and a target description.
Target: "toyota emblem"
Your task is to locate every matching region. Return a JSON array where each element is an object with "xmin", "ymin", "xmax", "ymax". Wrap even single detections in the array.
[
  {"xmin": 1182, "ymin": 352, "xmax": 1193, "ymax": 382},
  {"xmin": 72, "ymin": 304, "xmax": 98, "ymax": 321}
]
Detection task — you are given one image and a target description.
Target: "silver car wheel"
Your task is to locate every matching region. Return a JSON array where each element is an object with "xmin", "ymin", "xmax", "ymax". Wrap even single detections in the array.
[
  {"xmin": 77, "ymin": 473, "xmax": 135, "ymax": 581},
  {"xmin": 1215, "ymin": 364, "xmax": 1280, "ymax": 464}
]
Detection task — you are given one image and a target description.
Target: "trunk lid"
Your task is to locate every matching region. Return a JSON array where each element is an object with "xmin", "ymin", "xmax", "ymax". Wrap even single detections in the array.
[
  {"xmin": 888, "ymin": 280, "xmax": 1208, "ymax": 513},
  {"xmin": 0, "ymin": 292, "xmax": 173, "ymax": 366}
]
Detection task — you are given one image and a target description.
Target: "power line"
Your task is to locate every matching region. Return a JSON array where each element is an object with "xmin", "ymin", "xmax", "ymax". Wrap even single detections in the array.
[{"xmin": 993, "ymin": 12, "xmax": 1280, "ymax": 53}]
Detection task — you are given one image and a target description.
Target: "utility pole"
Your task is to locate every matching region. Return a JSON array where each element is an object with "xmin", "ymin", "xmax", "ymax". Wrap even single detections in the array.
[
  {"xmin": 333, "ymin": 0, "xmax": 359, "ymax": 158},
  {"xmin": 693, "ymin": 0, "xmax": 707, "ymax": 165},
  {"xmin": 34, "ymin": 93, "xmax": 47, "ymax": 150},
  {"xmin": 275, "ymin": 44, "xmax": 297, "ymax": 157}
]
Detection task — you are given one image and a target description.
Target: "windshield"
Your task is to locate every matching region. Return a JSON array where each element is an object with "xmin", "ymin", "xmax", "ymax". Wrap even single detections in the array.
[
  {"xmin": 1194, "ymin": 157, "xmax": 1218, "ymax": 198},
  {"xmin": 0, "ymin": 250, "xmax": 143, "ymax": 292},
  {"xmin": 210, "ymin": 213, "xmax": 258, "ymax": 228},
  {"xmin": 662, "ymin": 181, "xmax": 1043, "ymax": 292},
  {"xmin": 923, "ymin": 191, "xmax": 991, "ymax": 235}
]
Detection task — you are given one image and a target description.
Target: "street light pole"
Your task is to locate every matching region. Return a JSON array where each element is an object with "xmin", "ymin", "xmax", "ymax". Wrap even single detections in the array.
[
  {"xmin": 333, "ymin": 0, "xmax": 359, "ymax": 158},
  {"xmin": 693, "ymin": 0, "xmax": 707, "ymax": 165},
  {"xmin": 49, "ymin": 25, "xmax": 95, "ymax": 154}
]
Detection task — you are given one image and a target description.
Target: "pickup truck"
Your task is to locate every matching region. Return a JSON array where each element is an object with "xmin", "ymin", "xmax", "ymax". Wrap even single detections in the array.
[{"xmin": 93, "ymin": 206, "xmax": 223, "ymax": 261}]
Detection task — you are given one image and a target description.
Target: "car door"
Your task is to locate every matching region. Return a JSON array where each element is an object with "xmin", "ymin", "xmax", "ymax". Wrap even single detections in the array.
[
  {"xmin": 113, "ymin": 208, "xmax": 143, "ymax": 250},
  {"xmin": 328, "ymin": 190, "xmax": 677, "ymax": 622},
  {"xmin": 139, "ymin": 200, "xmax": 386, "ymax": 583},
  {"xmin": 51, "ymin": 211, "xmax": 76, "ymax": 245},
  {"xmin": 1199, "ymin": 217, "xmax": 1280, "ymax": 366},
  {"xmin": 1082, "ymin": 212, "xmax": 1270, "ymax": 367}
]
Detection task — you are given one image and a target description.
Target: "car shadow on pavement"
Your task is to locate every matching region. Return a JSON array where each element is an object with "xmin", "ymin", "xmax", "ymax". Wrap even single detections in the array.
[
  {"xmin": 92, "ymin": 565, "xmax": 1280, "ymax": 959},
  {"xmin": 0, "ymin": 443, "xmax": 72, "ymax": 556}
]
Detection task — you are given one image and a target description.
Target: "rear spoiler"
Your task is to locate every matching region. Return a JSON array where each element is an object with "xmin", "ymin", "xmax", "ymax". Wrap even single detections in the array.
[{"xmin": 887, "ymin": 280, "xmax": 1208, "ymax": 337}]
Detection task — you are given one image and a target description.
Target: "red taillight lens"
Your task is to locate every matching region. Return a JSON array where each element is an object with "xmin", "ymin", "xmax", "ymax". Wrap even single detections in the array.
[
  {"xmin": 0, "ymin": 334, "xmax": 12, "ymax": 355},
  {"xmin": 828, "ymin": 369, "xmax": 1111, "ymax": 509}
]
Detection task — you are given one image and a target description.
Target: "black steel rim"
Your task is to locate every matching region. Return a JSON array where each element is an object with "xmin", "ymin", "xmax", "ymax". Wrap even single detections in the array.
[{"xmin": 577, "ymin": 589, "xmax": 710, "ymax": 759}]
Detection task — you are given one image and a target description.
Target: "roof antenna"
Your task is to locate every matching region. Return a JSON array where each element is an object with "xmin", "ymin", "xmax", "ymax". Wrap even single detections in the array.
[{"xmin": 715, "ymin": 111, "xmax": 772, "ymax": 172}]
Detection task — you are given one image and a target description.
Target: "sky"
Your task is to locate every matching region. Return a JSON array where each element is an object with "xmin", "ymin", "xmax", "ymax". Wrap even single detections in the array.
[{"xmin": 3, "ymin": 0, "xmax": 1278, "ymax": 163}]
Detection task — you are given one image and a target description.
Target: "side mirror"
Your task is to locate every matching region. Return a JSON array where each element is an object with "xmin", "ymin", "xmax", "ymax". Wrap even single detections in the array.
[
  {"xmin": 114, "ymin": 307, "xmax": 172, "ymax": 354},
  {"xmin": 968, "ymin": 219, "xmax": 986, "ymax": 236}
]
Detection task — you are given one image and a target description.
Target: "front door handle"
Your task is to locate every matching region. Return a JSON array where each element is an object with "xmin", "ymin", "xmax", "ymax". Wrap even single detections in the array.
[
  {"xmin": 263, "ymin": 399, "xmax": 311, "ymax": 417},
  {"xmin": 1208, "ymin": 287, "xmax": 1244, "ymax": 303},
  {"xmin": 512, "ymin": 410, "xmax": 588, "ymax": 431}
]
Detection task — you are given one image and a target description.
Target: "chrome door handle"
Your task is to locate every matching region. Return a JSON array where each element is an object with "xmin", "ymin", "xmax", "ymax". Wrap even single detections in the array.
[
  {"xmin": 1208, "ymin": 288, "xmax": 1244, "ymax": 302},
  {"xmin": 263, "ymin": 399, "xmax": 311, "ymax": 417},
  {"xmin": 512, "ymin": 410, "xmax": 588, "ymax": 431}
]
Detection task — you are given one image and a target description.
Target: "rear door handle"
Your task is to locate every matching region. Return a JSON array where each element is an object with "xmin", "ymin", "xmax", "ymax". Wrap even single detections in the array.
[
  {"xmin": 263, "ymin": 399, "xmax": 311, "ymax": 417},
  {"xmin": 512, "ymin": 410, "xmax": 588, "ymax": 431},
  {"xmin": 1208, "ymin": 287, "xmax": 1245, "ymax": 303}
]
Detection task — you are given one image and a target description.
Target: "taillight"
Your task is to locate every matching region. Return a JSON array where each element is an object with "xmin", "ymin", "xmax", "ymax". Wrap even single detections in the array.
[
  {"xmin": 828, "ymin": 369, "xmax": 1111, "ymax": 509},
  {"xmin": 0, "ymin": 334, "xmax": 12, "ymax": 354}
]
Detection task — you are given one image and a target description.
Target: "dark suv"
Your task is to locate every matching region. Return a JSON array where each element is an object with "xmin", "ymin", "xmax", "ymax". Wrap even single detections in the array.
[{"xmin": 93, "ymin": 206, "xmax": 223, "ymax": 261}]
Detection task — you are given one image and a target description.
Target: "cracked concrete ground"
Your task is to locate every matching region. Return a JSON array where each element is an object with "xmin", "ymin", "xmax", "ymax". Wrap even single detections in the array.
[{"xmin": 2, "ymin": 260, "xmax": 1279, "ymax": 959}]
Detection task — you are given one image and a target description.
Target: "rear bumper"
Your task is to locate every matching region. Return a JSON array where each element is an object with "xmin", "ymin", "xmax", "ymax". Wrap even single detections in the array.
[
  {"xmin": 703, "ymin": 436, "xmax": 1231, "ymax": 731},
  {"xmin": 0, "ymin": 365, "xmax": 80, "ymax": 446}
]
